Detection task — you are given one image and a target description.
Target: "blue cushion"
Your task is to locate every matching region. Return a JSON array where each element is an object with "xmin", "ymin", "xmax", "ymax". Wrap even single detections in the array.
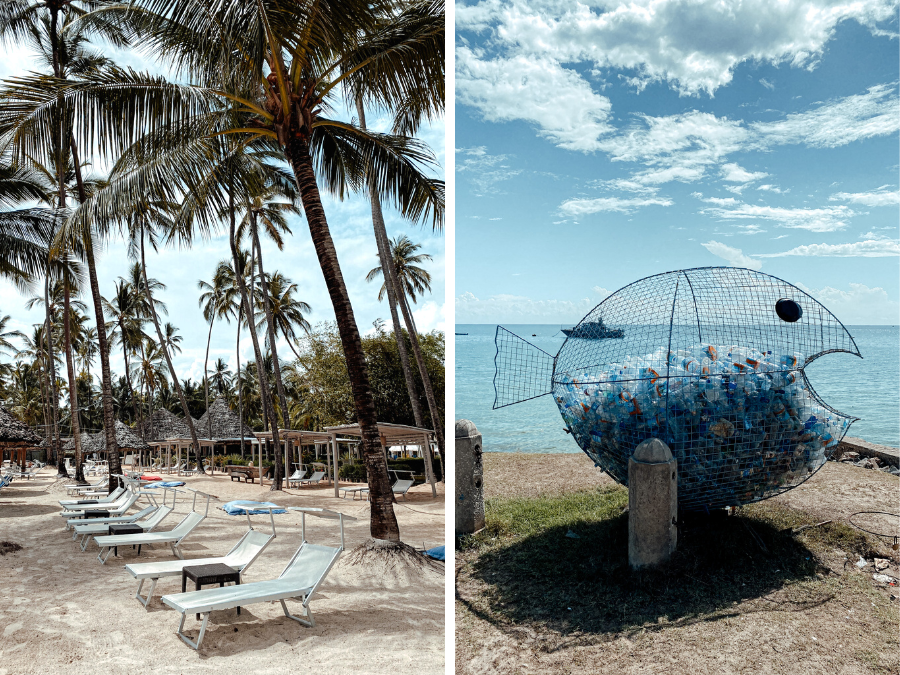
[
  {"xmin": 424, "ymin": 546, "xmax": 445, "ymax": 561},
  {"xmin": 222, "ymin": 500, "xmax": 286, "ymax": 515},
  {"xmin": 143, "ymin": 481, "xmax": 186, "ymax": 488}
]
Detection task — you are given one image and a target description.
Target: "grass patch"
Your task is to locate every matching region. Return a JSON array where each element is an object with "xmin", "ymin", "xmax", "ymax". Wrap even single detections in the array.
[{"xmin": 458, "ymin": 487, "xmax": 892, "ymax": 636}]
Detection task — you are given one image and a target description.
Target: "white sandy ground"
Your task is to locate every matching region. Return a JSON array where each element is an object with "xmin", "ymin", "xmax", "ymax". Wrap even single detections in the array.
[{"xmin": 0, "ymin": 469, "xmax": 444, "ymax": 675}]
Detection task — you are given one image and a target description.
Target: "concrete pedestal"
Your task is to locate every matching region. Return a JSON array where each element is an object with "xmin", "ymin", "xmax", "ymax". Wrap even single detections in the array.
[
  {"xmin": 628, "ymin": 438, "xmax": 677, "ymax": 569},
  {"xmin": 455, "ymin": 419, "xmax": 484, "ymax": 535}
]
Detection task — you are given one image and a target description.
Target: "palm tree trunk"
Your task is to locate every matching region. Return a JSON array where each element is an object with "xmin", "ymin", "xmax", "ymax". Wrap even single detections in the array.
[
  {"xmin": 396, "ymin": 289, "xmax": 442, "ymax": 494},
  {"xmin": 251, "ymin": 218, "xmax": 290, "ymax": 431},
  {"xmin": 355, "ymin": 97, "xmax": 425, "ymax": 429},
  {"xmin": 70, "ymin": 138, "xmax": 120, "ymax": 491},
  {"xmin": 237, "ymin": 307, "xmax": 244, "ymax": 457},
  {"xmin": 228, "ymin": 181, "xmax": 282, "ymax": 489},
  {"xmin": 137, "ymin": 223, "xmax": 205, "ymax": 473},
  {"xmin": 203, "ymin": 319, "xmax": 214, "ymax": 440},
  {"xmin": 63, "ymin": 278, "xmax": 86, "ymax": 483},
  {"xmin": 44, "ymin": 278, "xmax": 65, "ymax": 476},
  {"xmin": 284, "ymin": 136, "xmax": 398, "ymax": 541}
]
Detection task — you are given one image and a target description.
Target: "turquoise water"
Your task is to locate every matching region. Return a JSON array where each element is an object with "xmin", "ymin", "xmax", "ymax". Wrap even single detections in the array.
[{"xmin": 455, "ymin": 324, "xmax": 899, "ymax": 452}]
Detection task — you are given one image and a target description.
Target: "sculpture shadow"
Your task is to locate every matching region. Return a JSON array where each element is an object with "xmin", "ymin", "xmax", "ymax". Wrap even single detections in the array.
[{"xmin": 465, "ymin": 509, "xmax": 828, "ymax": 637}]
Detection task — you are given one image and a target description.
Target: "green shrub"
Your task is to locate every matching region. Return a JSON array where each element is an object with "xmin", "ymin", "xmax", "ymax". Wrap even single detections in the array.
[
  {"xmin": 222, "ymin": 454, "xmax": 247, "ymax": 466},
  {"xmin": 339, "ymin": 463, "xmax": 368, "ymax": 483}
]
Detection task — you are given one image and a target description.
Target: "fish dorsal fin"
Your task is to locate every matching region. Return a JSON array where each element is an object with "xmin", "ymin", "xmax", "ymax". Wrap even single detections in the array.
[{"xmin": 493, "ymin": 326, "xmax": 555, "ymax": 409}]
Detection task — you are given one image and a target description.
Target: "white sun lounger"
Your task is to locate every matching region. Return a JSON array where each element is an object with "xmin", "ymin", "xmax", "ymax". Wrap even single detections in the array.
[
  {"xmin": 66, "ymin": 477, "xmax": 109, "ymax": 495},
  {"xmin": 94, "ymin": 511, "xmax": 206, "ymax": 564},
  {"xmin": 127, "ymin": 528, "xmax": 275, "ymax": 608},
  {"xmin": 60, "ymin": 490, "xmax": 140, "ymax": 521},
  {"xmin": 68, "ymin": 505, "xmax": 157, "ymax": 539},
  {"xmin": 295, "ymin": 471, "xmax": 325, "ymax": 487},
  {"xmin": 359, "ymin": 479, "xmax": 416, "ymax": 501},
  {"xmin": 286, "ymin": 469, "xmax": 307, "ymax": 487},
  {"xmin": 73, "ymin": 505, "xmax": 174, "ymax": 551},
  {"xmin": 161, "ymin": 507, "xmax": 353, "ymax": 650},
  {"xmin": 59, "ymin": 485, "xmax": 124, "ymax": 507}
]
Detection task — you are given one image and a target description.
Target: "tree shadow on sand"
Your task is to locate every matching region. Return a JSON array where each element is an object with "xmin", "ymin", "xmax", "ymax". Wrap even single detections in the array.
[{"xmin": 462, "ymin": 508, "xmax": 835, "ymax": 638}]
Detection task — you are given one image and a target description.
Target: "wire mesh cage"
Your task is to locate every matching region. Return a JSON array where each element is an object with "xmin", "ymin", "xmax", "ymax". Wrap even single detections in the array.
[{"xmin": 494, "ymin": 267, "xmax": 861, "ymax": 512}]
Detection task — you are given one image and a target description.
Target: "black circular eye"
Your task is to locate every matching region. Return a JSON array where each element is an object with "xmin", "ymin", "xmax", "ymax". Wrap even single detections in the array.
[{"xmin": 776, "ymin": 298, "xmax": 803, "ymax": 322}]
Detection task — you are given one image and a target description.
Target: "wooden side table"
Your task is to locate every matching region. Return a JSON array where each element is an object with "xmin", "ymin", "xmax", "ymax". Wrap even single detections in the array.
[
  {"xmin": 108, "ymin": 523, "xmax": 143, "ymax": 557},
  {"xmin": 182, "ymin": 563, "xmax": 241, "ymax": 620}
]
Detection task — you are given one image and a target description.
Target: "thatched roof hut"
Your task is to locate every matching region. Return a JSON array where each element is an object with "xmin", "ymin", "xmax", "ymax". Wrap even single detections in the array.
[
  {"xmin": 139, "ymin": 408, "xmax": 198, "ymax": 441},
  {"xmin": 0, "ymin": 405, "xmax": 41, "ymax": 447},
  {"xmin": 64, "ymin": 420, "xmax": 151, "ymax": 453},
  {"xmin": 197, "ymin": 396, "xmax": 256, "ymax": 441}
]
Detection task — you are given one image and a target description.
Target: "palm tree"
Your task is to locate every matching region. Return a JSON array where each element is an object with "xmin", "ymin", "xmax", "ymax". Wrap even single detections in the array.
[
  {"xmin": 210, "ymin": 358, "xmax": 231, "ymax": 396},
  {"xmin": 198, "ymin": 264, "xmax": 238, "ymax": 440},
  {"xmin": 11, "ymin": 0, "xmax": 444, "ymax": 537},
  {"xmin": 254, "ymin": 271, "xmax": 311, "ymax": 360},
  {"xmin": 102, "ymin": 279, "xmax": 144, "ymax": 424},
  {"xmin": 0, "ymin": 315, "xmax": 25, "ymax": 355},
  {"xmin": 366, "ymin": 233, "xmax": 443, "ymax": 487},
  {"xmin": 0, "ymin": 4, "xmax": 129, "ymax": 490}
]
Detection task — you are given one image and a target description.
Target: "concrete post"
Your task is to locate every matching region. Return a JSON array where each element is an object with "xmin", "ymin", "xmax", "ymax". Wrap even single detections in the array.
[
  {"xmin": 628, "ymin": 438, "xmax": 678, "ymax": 569},
  {"xmin": 455, "ymin": 419, "xmax": 484, "ymax": 535}
]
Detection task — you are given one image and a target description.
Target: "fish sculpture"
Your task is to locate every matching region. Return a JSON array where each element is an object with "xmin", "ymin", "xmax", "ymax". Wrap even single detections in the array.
[{"xmin": 493, "ymin": 267, "xmax": 860, "ymax": 512}]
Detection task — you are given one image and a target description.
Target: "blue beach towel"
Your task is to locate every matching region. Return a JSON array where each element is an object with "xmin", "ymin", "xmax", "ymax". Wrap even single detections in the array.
[
  {"xmin": 222, "ymin": 500, "xmax": 286, "ymax": 515},
  {"xmin": 424, "ymin": 546, "xmax": 445, "ymax": 561},
  {"xmin": 144, "ymin": 481, "xmax": 185, "ymax": 488}
]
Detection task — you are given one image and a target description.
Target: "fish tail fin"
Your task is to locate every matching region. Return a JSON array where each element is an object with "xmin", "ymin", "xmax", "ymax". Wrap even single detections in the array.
[{"xmin": 493, "ymin": 326, "xmax": 555, "ymax": 409}]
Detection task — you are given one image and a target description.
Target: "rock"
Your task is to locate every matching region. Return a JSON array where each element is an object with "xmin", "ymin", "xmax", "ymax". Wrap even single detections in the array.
[
  {"xmin": 875, "ymin": 559, "xmax": 890, "ymax": 571},
  {"xmin": 840, "ymin": 451, "xmax": 860, "ymax": 462}
]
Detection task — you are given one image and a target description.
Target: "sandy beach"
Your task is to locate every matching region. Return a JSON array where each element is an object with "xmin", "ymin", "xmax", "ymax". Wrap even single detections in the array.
[
  {"xmin": 457, "ymin": 452, "xmax": 899, "ymax": 675},
  {"xmin": 0, "ymin": 470, "xmax": 444, "ymax": 675}
]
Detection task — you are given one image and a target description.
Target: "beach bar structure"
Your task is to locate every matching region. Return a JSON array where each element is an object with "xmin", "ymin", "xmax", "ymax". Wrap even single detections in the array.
[
  {"xmin": 254, "ymin": 429, "xmax": 339, "ymax": 487},
  {"xmin": 65, "ymin": 420, "xmax": 152, "ymax": 470},
  {"xmin": 0, "ymin": 405, "xmax": 41, "ymax": 469},
  {"xmin": 144, "ymin": 398, "xmax": 257, "ymax": 473},
  {"xmin": 324, "ymin": 422, "xmax": 440, "ymax": 498}
]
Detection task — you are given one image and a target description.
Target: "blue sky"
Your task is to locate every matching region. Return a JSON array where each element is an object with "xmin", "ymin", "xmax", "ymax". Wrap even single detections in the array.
[
  {"xmin": 455, "ymin": 0, "xmax": 899, "ymax": 325},
  {"xmin": 0, "ymin": 40, "xmax": 445, "ymax": 384}
]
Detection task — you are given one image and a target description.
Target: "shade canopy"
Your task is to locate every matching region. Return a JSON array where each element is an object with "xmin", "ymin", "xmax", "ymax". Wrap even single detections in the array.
[{"xmin": 139, "ymin": 408, "xmax": 199, "ymax": 442}]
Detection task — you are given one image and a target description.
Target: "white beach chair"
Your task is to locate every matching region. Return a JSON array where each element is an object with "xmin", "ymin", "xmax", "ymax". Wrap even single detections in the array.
[
  {"xmin": 73, "ymin": 505, "xmax": 174, "ymax": 551},
  {"xmin": 286, "ymin": 469, "xmax": 307, "ymax": 487},
  {"xmin": 58, "ymin": 485, "xmax": 125, "ymax": 507},
  {"xmin": 295, "ymin": 471, "xmax": 325, "ymax": 487},
  {"xmin": 127, "ymin": 527, "xmax": 275, "ymax": 608},
  {"xmin": 68, "ymin": 505, "xmax": 158, "ymax": 539},
  {"xmin": 66, "ymin": 477, "xmax": 109, "ymax": 495},
  {"xmin": 360, "ymin": 479, "xmax": 416, "ymax": 501},
  {"xmin": 161, "ymin": 507, "xmax": 353, "ymax": 650},
  {"xmin": 59, "ymin": 490, "xmax": 141, "ymax": 523},
  {"xmin": 94, "ymin": 510, "xmax": 206, "ymax": 564}
]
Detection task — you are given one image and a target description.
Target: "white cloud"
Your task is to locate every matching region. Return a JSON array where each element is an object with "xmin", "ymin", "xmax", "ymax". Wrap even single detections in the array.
[
  {"xmin": 796, "ymin": 283, "xmax": 900, "ymax": 325},
  {"xmin": 456, "ymin": 146, "xmax": 522, "ymax": 196},
  {"xmin": 701, "ymin": 203, "xmax": 854, "ymax": 232},
  {"xmin": 411, "ymin": 301, "xmax": 446, "ymax": 333},
  {"xmin": 757, "ymin": 184, "xmax": 788, "ymax": 194},
  {"xmin": 701, "ymin": 240, "xmax": 763, "ymax": 269},
  {"xmin": 457, "ymin": 47, "xmax": 614, "ymax": 152},
  {"xmin": 760, "ymin": 78, "xmax": 775, "ymax": 91},
  {"xmin": 720, "ymin": 163, "xmax": 768, "ymax": 183},
  {"xmin": 830, "ymin": 185, "xmax": 900, "ymax": 207},
  {"xmin": 751, "ymin": 83, "xmax": 899, "ymax": 149},
  {"xmin": 456, "ymin": 288, "xmax": 610, "ymax": 323},
  {"xmin": 559, "ymin": 195, "xmax": 673, "ymax": 216},
  {"xmin": 757, "ymin": 239, "xmax": 900, "ymax": 257},
  {"xmin": 457, "ymin": 0, "xmax": 898, "ymax": 96}
]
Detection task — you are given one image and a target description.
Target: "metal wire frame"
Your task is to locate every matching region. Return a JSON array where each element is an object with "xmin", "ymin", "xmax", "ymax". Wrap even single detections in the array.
[{"xmin": 494, "ymin": 267, "xmax": 862, "ymax": 511}]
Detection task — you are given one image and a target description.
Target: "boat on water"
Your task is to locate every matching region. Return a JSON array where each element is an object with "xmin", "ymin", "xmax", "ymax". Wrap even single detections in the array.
[
  {"xmin": 455, "ymin": 332, "xmax": 468, "ymax": 336},
  {"xmin": 561, "ymin": 318, "xmax": 624, "ymax": 339}
]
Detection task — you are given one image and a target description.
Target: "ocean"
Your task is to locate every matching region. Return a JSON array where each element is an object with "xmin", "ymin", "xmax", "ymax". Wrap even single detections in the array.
[{"xmin": 455, "ymin": 324, "xmax": 900, "ymax": 452}]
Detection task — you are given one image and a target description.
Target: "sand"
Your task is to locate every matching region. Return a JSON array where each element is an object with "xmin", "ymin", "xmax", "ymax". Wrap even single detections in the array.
[{"xmin": 0, "ymin": 469, "xmax": 445, "ymax": 674}]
